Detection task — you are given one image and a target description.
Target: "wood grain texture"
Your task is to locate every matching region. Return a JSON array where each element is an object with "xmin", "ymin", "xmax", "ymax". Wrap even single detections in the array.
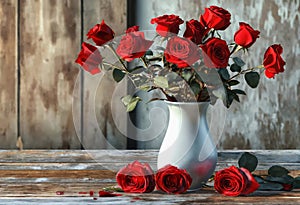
[
  {"xmin": 134, "ymin": 0, "xmax": 300, "ymax": 149},
  {"xmin": 19, "ymin": 0, "xmax": 81, "ymax": 148},
  {"xmin": 0, "ymin": 150, "xmax": 298, "ymax": 204},
  {"xmin": 0, "ymin": 0, "xmax": 18, "ymax": 148},
  {"xmin": 81, "ymin": 0, "xmax": 127, "ymax": 149}
]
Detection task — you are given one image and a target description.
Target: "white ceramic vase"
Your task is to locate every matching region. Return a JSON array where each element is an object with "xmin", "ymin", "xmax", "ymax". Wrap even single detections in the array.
[{"xmin": 157, "ymin": 101, "xmax": 217, "ymax": 190}]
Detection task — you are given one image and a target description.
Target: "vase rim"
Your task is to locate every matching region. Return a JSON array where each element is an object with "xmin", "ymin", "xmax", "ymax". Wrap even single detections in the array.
[{"xmin": 164, "ymin": 100, "xmax": 210, "ymax": 105}]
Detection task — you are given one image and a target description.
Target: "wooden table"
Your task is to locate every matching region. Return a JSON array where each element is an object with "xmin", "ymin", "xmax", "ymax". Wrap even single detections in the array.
[{"xmin": 0, "ymin": 150, "xmax": 299, "ymax": 204}]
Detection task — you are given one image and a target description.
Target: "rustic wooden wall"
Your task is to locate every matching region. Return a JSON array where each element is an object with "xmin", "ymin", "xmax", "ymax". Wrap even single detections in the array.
[
  {"xmin": 0, "ymin": 0, "xmax": 298, "ymax": 149},
  {"xmin": 0, "ymin": 0, "xmax": 127, "ymax": 149},
  {"xmin": 0, "ymin": 0, "xmax": 18, "ymax": 148},
  {"xmin": 134, "ymin": 0, "xmax": 300, "ymax": 149},
  {"xmin": 82, "ymin": 0, "xmax": 127, "ymax": 149}
]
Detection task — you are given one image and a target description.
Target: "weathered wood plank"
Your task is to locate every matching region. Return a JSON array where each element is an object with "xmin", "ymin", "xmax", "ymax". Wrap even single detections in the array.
[
  {"xmin": 0, "ymin": 150, "xmax": 298, "ymax": 203},
  {"xmin": 81, "ymin": 0, "xmax": 127, "ymax": 149},
  {"xmin": 19, "ymin": 0, "xmax": 81, "ymax": 148},
  {"xmin": 0, "ymin": 0, "xmax": 18, "ymax": 148}
]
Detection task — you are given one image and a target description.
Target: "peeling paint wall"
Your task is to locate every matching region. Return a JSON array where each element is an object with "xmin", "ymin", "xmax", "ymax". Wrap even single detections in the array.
[{"xmin": 134, "ymin": 0, "xmax": 300, "ymax": 149}]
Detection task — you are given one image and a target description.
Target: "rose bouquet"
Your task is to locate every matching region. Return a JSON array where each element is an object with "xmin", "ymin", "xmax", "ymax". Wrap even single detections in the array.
[{"xmin": 75, "ymin": 5, "xmax": 285, "ymax": 111}]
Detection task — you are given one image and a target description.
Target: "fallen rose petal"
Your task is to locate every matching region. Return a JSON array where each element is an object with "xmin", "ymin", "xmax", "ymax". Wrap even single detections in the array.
[{"xmin": 99, "ymin": 191, "xmax": 122, "ymax": 197}]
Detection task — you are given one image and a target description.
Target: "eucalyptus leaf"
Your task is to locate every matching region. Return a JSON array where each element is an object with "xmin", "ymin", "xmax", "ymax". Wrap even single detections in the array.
[
  {"xmin": 268, "ymin": 165, "xmax": 289, "ymax": 177},
  {"xmin": 245, "ymin": 72, "xmax": 260, "ymax": 88},
  {"xmin": 238, "ymin": 152, "xmax": 258, "ymax": 172},
  {"xmin": 154, "ymin": 76, "xmax": 169, "ymax": 89},
  {"xmin": 112, "ymin": 69, "xmax": 125, "ymax": 82},
  {"xmin": 233, "ymin": 57, "xmax": 245, "ymax": 67},
  {"xmin": 230, "ymin": 63, "xmax": 242, "ymax": 72}
]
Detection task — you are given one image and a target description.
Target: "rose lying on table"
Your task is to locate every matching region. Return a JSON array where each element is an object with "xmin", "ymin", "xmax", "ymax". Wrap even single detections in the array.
[
  {"xmin": 114, "ymin": 153, "xmax": 300, "ymax": 196},
  {"xmin": 116, "ymin": 161, "xmax": 192, "ymax": 194}
]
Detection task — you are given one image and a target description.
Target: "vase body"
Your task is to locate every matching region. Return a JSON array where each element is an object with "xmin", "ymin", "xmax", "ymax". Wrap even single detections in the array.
[{"xmin": 157, "ymin": 101, "xmax": 217, "ymax": 190}]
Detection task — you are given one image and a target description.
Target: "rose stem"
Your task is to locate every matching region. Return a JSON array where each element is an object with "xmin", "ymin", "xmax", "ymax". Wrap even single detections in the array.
[
  {"xmin": 102, "ymin": 62, "xmax": 126, "ymax": 72},
  {"xmin": 227, "ymin": 64, "xmax": 264, "ymax": 82},
  {"xmin": 105, "ymin": 44, "xmax": 128, "ymax": 72},
  {"xmin": 140, "ymin": 57, "xmax": 148, "ymax": 68}
]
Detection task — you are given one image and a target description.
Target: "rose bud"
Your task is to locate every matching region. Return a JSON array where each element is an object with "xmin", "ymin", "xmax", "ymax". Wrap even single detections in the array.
[
  {"xmin": 263, "ymin": 44, "xmax": 285, "ymax": 78},
  {"xmin": 116, "ymin": 161, "xmax": 155, "ymax": 193},
  {"xmin": 234, "ymin": 22, "xmax": 260, "ymax": 48},
  {"xmin": 151, "ymin": 14, "xmax": 184, "ymax": 37},
  {"xmin": 201, "ymin": 37, "xmax": 230, "ymax": 68},
  {"xmin": 214, "ymin": 166, "xmax": 260, "ymax": 196},
  {"xmin": 165, "ymin": 36, "xmax": 200, "ymax": 68},
  {"xmin": 87, "ymin": 20, "xmax": 115, "ymax": 46},
  {"xmin": 183, "ymin": 19, "xmax": 207, "ymax": 45},
  {"xmin": 200, "ymin": 6, "xmax": 231, "ymax": 30},
  {"xmin": 156, "ymin": 165, "xmax": 192, "ymax": 194},
  {"xmin": 75, "ymin": 42, "xmax": 102, "ymax": 75},
  {"xmin": 116, "ymin": 28, "xmax": 153, "ymax": 62}
]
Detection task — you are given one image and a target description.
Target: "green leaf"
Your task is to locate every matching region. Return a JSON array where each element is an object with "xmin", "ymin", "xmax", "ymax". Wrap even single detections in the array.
[
  {"xmin": 154, "ymin": 76, "xmax": 169, "ymax": 89},
  {"xmin": 268, "ymin": 165, "xmax": 289, "ymax": 177},
  {"xmin": 138, "ymin": 84, "xmax": 151, "ymax": 91},
  {"xmin": 230, "ymin": 63, "xmax": 242, "ymax": 72},
  {"xmin": 145, "ymin": 50, "xmax": 153, "ymax": 56},
  {"xmin": 218, "ymin": 68, "xmax": 230, "ymax": 81},
  {"xmin": 182, "ymin": 70, "xmax": 193, "ymax": 82},
  {"xmin": 253, "ymin": 175, "xmax": 265, "ymax": 184},
  {"xmin": 126, "ymin": 97, "xmax": 141, "ymax": 112},
  {"xmin": 245, "ymin": 72, "xmax": 260, "ymax": 88},
  {"xmin": 293, "ymin": 177, "xmax": 300, "ymax": 189},
  {"xmin": 227, "ymin": 89, "xmax": 240, "ymax": 103},
  {"xmin": 233, "ymin": 57, "xmax": 245, "ymax": 67},
  {"xmin": 113, "ymin": 69, "xmax": 125, "ymax": 82},
  {"xmin": 232, "ymin": 89, "xmax": 246, "ymax": 95},
  {"xmin": 238, "ymin": 152, "xmax": 258, "ymax": 172},
  {"xmin": 190, "ymin": 81, "xmax": 201, "ymax": 95},
  {"xmin": 258, "ymin": 182, "xmax": 283, "ymax": 191},
  {"xmin": 265, "ymin": 175, "xmax": 294, "ymax": 185},
  {"xmin": 228, "ymin": 80, "xmax": 240, "ymax": 86},
  {"xmin": 121, "ymin": 95, "xmax": 133, "ymax": 106}
]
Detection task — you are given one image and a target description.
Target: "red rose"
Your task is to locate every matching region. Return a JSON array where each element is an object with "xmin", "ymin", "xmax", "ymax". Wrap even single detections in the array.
[
  {"xmin": 75, "ymin": 42, "xmax": 102, "ymax": 75},
  {"xmin": 234, "ymin": 22, "xmax": 260, "ymax": 48},
  {"xmin": 87, "ymin": 20, "xmax": 115, "ymax": 46},
  {"xmin": 156, "ymin": 165, "xmax": 192, "ymax": 194},
  {"xmin": 183, "ymin": 19, "xmax": 207, "ymax": 45},
  {"xmin": 201, "ymin": 37, "xmax": 230, "ymax": 68},
  {"xmin": 151, "ymin": 14, "xmax": 184, "ymax": 37},
  {"xmin": 165, "ymin": 36, "xmax": 200, "ymax": 68},
  {"xmin": 116, "ymin": 161, "xmax": 155, "ymax": 193},
  {"xmin": 214, "ymin": 166, "xmax": 260, "ymax": 196},
  {"xmin": 116, "ymin": 28, "xmax": 153, "ymax": 62},
  {"xmin": 263, "ymin": 44, "xmax": 285, "ymax": 78},
  {"xmin": 200, "ymin": 6, "xmax": 231, "ymax": 30}
]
